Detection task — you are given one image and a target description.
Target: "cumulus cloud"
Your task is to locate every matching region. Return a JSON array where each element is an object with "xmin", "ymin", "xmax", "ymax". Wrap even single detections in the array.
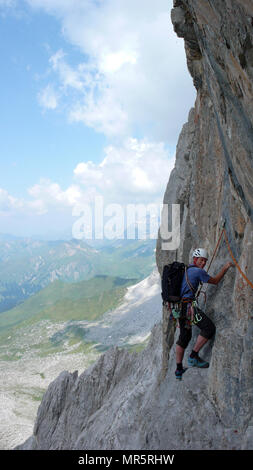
[
  {"xmin": 73, "ymin": 138, "xmax": 174, "ymax": 205},
  {"xmin": 1, "ymin": 0, "xmax": 195, "ymax": 236},
  {"xmin": 27, "ymin": 138, "xmax": 174, "ymax": 214},
  {"xmin": 1, "ymin": 137, "xmax": 174, "ymax": 220},
  {"xmin": 28, "ymin": 0, "xmax": 195, "ymax": 143},
  {"xmin": 27, "ymin": 179, "xmax": 83, "ymax": 214}
]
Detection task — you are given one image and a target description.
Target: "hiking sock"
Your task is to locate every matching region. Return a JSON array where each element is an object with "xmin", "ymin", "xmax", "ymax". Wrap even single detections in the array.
[
  {"xmin": 190, "ymin": 350, "xmax": 199, "ymax": 359},
  {"xmin": 176, "ymin": 362, "xmax": 183, "ymax": 371}
]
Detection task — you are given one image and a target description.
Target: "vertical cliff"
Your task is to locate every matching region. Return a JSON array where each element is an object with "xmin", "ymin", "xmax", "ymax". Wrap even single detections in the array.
[
  {"xmin": 16, "ymin": 1, "xmax": 253, "ymax": 450},
  {"xmin": 157, "ymin": 0, "xmax": 253, "ymax": 437}
]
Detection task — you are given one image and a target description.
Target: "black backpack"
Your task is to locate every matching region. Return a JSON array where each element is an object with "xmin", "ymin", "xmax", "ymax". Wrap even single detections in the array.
[
  {"xmin": 161, "ymin": 262, "xmax": 186, "ymax": 303},
  {"xmin": 161, "ymin": 261, "xmax": 199, "ymax": 304}
]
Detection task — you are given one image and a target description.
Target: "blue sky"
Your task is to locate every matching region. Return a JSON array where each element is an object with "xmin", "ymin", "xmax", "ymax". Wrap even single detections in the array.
[
  {"xmin": 0, "ymin": 0, "xmax": 196, "ymax": 239},
  {"xmin": 0, "ymin": 3, "xmax": 105, "ymax": 197}
]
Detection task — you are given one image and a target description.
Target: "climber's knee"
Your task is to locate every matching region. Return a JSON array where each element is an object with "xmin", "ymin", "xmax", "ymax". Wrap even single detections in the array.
[
  {"xmin": 176, "ymin": 318, "xmax": 192, "ymax": 349},
  {"xmin": 198, "ymin": 312, "xmax": 216, "ymax": 340}
]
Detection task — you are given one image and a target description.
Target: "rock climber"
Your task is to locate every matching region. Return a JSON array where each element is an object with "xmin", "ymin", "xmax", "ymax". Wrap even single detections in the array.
[{"xmin": 175, "ymin": 248, "xmax": 234, "ymax": 380}]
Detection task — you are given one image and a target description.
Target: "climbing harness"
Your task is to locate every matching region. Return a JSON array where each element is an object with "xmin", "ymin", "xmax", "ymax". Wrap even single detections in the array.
[
  {"xmin": 167, "ymin": 298, "xmax": 200, "ymax": 328},
  {"xmin": 166, "ymin": 302, "xmax": 181, "ymax": 321}
]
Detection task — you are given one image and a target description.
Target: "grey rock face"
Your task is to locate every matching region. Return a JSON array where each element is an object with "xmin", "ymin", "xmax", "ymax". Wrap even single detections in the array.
[
  {"xmin": 157, "ymin": 0, "xmax": 253, "ymax": 440},
  {"xmin": 15, "ymin": 324, "xmax": 246, "ymax": 450},
  {"xmin": 17, "ymin": 0, "xmax": 253, "ymax": 450}
]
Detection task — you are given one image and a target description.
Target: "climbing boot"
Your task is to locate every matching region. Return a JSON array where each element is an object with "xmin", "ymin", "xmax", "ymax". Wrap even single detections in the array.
[
  {"xmin": 188, "ymin": 355, "xmax": 209, "ymax": 368},
  {"xmin": 175, "ymin": 368, "xmax": 187, "ymax": 380}
]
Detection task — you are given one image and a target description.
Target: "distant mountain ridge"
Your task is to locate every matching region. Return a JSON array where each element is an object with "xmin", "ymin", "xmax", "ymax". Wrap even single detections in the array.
[{"xmin": 0, "ymin": 235, "xmax": 156, "ymax": 313}]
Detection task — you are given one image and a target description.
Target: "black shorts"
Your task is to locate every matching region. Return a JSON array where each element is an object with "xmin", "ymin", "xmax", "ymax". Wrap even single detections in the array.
[{"xmin": 176, "ymin": 304, "xmax": 216, "ymax": 350}]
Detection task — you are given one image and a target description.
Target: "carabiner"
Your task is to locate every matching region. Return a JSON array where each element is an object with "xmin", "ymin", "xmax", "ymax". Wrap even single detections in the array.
[{"xmin": 194, "ymin": 312, "xmax": 202, "ymax": 323}]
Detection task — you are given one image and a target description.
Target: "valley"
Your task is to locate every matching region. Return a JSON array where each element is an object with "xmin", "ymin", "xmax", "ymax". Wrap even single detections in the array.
[
  {"xmin": 0, "ymin": 236, "xmax": 156, "ymax": 313},
  {"xmin": 0, "ymin": 235, "xmax": 161, "ymax": 449}
]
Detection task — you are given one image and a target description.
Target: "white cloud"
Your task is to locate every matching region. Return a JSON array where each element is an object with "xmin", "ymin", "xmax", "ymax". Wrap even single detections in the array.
[
  {"xmin": 26, "ymin": 0, "xmax": 196, "ymax": 142},
  {"xmin": 1, "ymin": 0, "xmax": 194, "ymax": 236},
  {"xmin": 73, "ymin": 138, "xmax": 174, "ymax": 204},
  {"xmin": 37, "ymin": 84, "xmax": 58, "ymax": 110},
  {"xmin": 100, "ymin": 50, "xmax": 138, "ymax": 74},
  {"xmin": 69, "ymin": 86, "xmax": 129, "ymax": 137},
  {"xmin": 49, "ymin": 49, "xmax": 85, "ymax": 91},
  {"xmin": 0, "ymin": 188, "xmax": 23, "ymax": 213},
  {"xmin": 27, "ymin": 179, "xmax": 82, "ymax": 214},
  {"xmin": 0, "ymin": 137, "xmax": 174, "ymax": 219},
  {"xmin": 74, "ymin": 161, "xmax": 103, "ymax": 185}
]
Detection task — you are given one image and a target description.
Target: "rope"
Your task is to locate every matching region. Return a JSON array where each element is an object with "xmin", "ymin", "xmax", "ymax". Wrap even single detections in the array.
[
  {"xmin": 206, "ymin": 226, "xmax": 225, "ymax": 274},
  {"xmin": 207, "ymin": 226, "xmax": 253, "ymax": 289},
  {"xmin": 223, "ymin": 228, "xmax": 253, "ymax": 289}
]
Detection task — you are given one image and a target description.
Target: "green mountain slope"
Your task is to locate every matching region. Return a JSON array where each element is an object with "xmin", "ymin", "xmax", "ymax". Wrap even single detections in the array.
[
  {"xmin": 0, "ymin": 275, "xmax": 136, "ymax": 332},
  {"xmin": 0, "ymin": 237, "xmax": 155, "ymax": 313},
  {"xmin": 0, "ymin": 275, "xmax": 138, "ymax": 362}
]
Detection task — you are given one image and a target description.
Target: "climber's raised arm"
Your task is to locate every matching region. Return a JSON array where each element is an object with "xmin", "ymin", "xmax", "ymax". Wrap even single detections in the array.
[{"xmin": 208, "ymin": 261, "xmax": 234, "ymax": 285}]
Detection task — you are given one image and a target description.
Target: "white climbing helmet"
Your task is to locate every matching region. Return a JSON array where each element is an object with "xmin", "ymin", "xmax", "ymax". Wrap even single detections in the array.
[{"xmin": 192, "ymin": 248, "xmax": 209, "ymax": 259}]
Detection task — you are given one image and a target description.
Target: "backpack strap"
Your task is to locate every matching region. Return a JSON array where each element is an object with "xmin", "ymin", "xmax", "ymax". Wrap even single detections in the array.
[{"xmin": 185, "ymin": 266, "xmax": 198, "ymax": 297}]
